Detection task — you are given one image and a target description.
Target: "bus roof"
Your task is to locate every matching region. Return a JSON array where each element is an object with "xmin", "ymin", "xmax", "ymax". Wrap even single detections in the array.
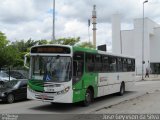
[
  {"xmin": 30, "ymin": 44, "xmax": 135, "ymax": 59},
  {"xmin": 73, "ymin": 46, "xmax": 135, "ymax": 59},
  {"xmin": 30, "ymin": 44, "xmax": 72, "ymax": 50}
]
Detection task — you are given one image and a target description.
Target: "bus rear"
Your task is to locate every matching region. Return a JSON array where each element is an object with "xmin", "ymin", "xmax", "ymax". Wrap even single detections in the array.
[{"xmin": 27, "ymin": 45, "xmax": 73, "ymax": 103}]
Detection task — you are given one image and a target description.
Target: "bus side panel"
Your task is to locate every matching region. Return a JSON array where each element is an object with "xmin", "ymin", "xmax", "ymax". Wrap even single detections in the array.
[
  {"xmin": 73, "ymin": 89, "xmax": 86, "ymax": 103},
  {"xmin": 73, "ymin": 78, "xmax": 85, "ymax": 103},
  {"xmin": 72, "ymin": 73, "xmax": 98, "ymax": 103},
  {"xmin": 82, "ymin": 73, "xmax": 98, "ymax": 98},
  {"xmin": 97, "ymin": 72, "xmax": 135, "ymax": 97}
]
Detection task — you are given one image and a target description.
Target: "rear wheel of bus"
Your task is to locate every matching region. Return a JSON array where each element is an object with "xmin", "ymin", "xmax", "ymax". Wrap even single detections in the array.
[{"xmin": 119, "ymin": 82, "xmax": 125, "ymax": 96}]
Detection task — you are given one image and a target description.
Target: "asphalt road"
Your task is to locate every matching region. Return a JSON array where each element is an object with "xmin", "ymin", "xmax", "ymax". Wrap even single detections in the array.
[{"xmin": 0, "ymin": 80, "xmax": 160, "ymax": 114}]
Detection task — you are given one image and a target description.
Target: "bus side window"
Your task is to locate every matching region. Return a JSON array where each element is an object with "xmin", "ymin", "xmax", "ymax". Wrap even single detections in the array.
[
  {"xmin": 73, "ymin": 52, "xmax": 84, "ymax": 83},
  {"xmin": 102, "ymin": 55, "xmax": 109, "ymax": 72},
  {"xmin": 127, "ymin": 59, "xmax": 132, "ymax": 72},
  {"xmin": 132, "ymin": 59, "xmax": 135, "ymax": 71},
  {"xmin": 122, "ymin": 58, "xmax": 128, "ymax": 72},
  {"xmin": 117, "ymin": 58, "xmax": 123, "ymax": 72},
  {"xmin": 109, "ymin": 56, "xmax": 117, "ymax": 72},
  {"xmin": 95, "ymin": 54, "xmax": 102, "ymax": 72},
  {"xmin": 86, "ymin": 53, "xmax": 95, "ymax": 72}
]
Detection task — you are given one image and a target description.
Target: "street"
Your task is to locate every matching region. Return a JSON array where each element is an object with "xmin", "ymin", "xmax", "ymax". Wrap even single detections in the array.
[{"xmin": 0, "ymin": 80, "xmax": 160, "ymax": 114}]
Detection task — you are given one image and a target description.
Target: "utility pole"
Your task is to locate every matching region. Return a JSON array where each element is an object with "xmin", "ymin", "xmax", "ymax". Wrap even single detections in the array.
[
  {"xmin": 52, "ymin": 0, "xmax": 55, "ymax": 41},
  {"xmin": 142, "ymin": 0, "xmax": 148, "ymax": 80},
  {"xmin": 92, "ymin": 5, "xmax": 97, "ymax": 48},
  {"xmin": 88, "ymin": 19, "xmax": 91, "ymax": 43}
]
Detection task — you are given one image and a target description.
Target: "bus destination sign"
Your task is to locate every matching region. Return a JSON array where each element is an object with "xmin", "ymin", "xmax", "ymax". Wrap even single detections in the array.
[{"xmin": 31, "ymin": 46, "xmax": 71, "ymax": 54}]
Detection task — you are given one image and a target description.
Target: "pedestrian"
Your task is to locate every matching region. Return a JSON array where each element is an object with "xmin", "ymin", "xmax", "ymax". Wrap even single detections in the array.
[{"xmin": 145, "ymin": 67, "xmax": 149, "ymax": 78}]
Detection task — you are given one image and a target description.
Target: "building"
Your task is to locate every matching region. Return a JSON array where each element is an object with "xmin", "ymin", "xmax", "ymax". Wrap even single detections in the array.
[{"xmin": 112, "ymin": 14, "xmax": 160, "ymax": 75}]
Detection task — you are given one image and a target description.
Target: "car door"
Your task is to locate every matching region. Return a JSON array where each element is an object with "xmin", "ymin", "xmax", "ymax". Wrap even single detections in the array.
[
  {"xmin": 14, "ymin": 81, "xmax": 27, "ymax": 100},
  {"xmin": 19, "ymin": 81, "xmax": 27, "ymax": 99}
]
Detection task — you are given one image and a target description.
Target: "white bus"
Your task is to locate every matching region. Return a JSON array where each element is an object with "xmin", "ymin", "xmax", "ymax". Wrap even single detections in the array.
[{"xmin": 26, "ymin": 45, "xmax": 135, "ymax": 106}]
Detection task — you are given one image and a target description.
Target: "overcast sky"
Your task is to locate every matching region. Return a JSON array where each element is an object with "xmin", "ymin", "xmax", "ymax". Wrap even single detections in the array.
[{"xmin": 1, "ymin": 0, "xmax": 160, "ymax": 51}]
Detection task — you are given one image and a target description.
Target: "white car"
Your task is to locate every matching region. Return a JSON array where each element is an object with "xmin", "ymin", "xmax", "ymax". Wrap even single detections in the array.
[{"xmin": 0, "ymin": 71, "xmax": 16, "ymax": 82}]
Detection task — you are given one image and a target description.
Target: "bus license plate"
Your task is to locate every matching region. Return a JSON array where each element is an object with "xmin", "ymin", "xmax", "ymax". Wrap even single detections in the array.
[
  {"xmin": 46, "ymin": 88, "xmax": 55, "ymax": 92},
  {"xmin": 41, "ymin": 94, "xmax": 48, "ymax": 99}
]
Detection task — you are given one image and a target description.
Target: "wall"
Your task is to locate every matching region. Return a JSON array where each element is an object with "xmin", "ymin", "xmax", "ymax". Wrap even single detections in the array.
[
  {"xmin": 112, "ymin": 15, "xmax": 160, "ymax": 75},
  {"xmin": 112, "ymin": 14, "xmax": 121, "ymax": 54},
  {"xmin": 150, "ymin": 27, "xmax": 160, "ymax": 63},
  {"xmin": 121, "ymin": 30, "xmax": 134, "ymax": 56}
]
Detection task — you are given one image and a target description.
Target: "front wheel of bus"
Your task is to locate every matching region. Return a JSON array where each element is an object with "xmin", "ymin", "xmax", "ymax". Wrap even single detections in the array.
[
  {"xmin": 119, "ymin": 82, "xmax": 125, "ymax": 96},
  {"xmin": 83, "ymin": 89, "xmax": 92, "ymax": 106}
]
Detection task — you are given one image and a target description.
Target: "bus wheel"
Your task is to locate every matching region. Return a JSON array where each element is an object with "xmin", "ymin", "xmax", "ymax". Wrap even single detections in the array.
[
  {"xmin": 119, "ymin": 82, "xmax": 125, "ymax": 96},
  {"xmin": 83, "ymin": 89, "xmax": 92, "ymax": 106}
]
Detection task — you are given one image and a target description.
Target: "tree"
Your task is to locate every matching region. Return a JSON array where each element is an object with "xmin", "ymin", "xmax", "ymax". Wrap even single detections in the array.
[
  {"xmin": 0, "ymin": 32, "xmax": 8, "ymax": 47},
  {"xmin": 0, "ymin": 32, "xmax": 20, "ymax": 69},
  {"xmin": 50, "ymin": 37, "xmax": 80, "ymax": 46},
  {"xmin": 77, "ymin": 42, "xmax": 95, "ymax": 49},
  {"xmin": 37, "ymin": 39, "xmax": 48, "ymax": 45}
]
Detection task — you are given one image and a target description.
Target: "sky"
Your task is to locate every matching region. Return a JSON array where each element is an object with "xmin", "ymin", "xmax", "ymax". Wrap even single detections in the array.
[{"xmin": 1, "ymin": 0, "xmax": 160, "ymax": 51}]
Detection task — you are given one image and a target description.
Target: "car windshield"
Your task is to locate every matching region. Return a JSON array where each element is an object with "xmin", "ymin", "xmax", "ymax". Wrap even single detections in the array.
[
  {"xmin": 0, "ymin": 80, "xmax": 19, "ymax": 89},
  {"xmin": 5, "ymin": 71, "xmax": 28, "ymax": 79},
  {"xmin": 0, "ymin": 71, "xmax": 9, "ymax": 77},
  {"xmin": 31, "ymin": 56, "xmax": 72, "ymax": 82}
]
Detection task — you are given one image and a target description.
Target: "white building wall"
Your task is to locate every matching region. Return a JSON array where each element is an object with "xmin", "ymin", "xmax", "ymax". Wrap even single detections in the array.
[
  {"xmin": 112, "ymin": 14, "xmax": 121, "ymax": 54},
  {"xmin": 112, "ymin": 16, "xmax": 159, "ymax": 75},
  {"xmin": 150, "ymin": 27, "xmax": 160, "ymax": 63},
  {"xmin": 133, "ymin": 19, "xmax": 144, "ymax": 74},
  {"xmin": 121, "ymin": 30, "xmax": 134, "ymax": 56},
  {"xmin": 132, "ymin": 18, "xmax": 156, "ymax": 74}
]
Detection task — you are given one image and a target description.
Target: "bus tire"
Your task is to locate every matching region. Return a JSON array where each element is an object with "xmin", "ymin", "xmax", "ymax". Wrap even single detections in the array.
[
  {"xmin": 83, "ymin": 89, "xmax": 92, "ymax": 106},
  {"xmin": 119, "ymin": 82, "xmax": 125, "ymax": 96}
]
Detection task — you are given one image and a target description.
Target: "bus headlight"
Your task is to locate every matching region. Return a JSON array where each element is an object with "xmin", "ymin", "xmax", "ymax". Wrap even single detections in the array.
[{"xmin": 57, "ymin": 87, "xmax": 70, "ymax": 95}]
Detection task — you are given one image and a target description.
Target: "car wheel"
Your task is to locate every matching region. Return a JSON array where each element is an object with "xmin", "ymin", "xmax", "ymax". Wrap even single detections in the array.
[
  {"xmin": 7, "ymin": 94, "xmax": 15, "ymax": 104},
  {"xmin": 119, "ymin": 82, "xmax": 125, "ymax": 96},
  {"xmin": 83, "ymin": 89, "xmax": 92, "ymax": 106}
]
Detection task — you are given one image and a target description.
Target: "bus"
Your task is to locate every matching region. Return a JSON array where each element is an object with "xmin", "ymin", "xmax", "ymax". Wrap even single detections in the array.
[{"xmin": 26, "ymin": 44, "xmax": 135, "ymax": 106}]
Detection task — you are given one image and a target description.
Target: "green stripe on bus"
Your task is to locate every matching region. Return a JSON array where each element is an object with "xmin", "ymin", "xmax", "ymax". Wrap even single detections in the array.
[{"xmin": 28, "ymin": 80, "xmax": 44, "ymax": 92}]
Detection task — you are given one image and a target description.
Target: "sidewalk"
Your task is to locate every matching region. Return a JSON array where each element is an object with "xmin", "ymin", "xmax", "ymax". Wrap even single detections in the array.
[
  {"xmin": 94, "ymin": 90, "xmax": 160, "ymax": 114},
  {"xmin": 136, "ymin": 74, "xmax": 160, "ymax": 81}
]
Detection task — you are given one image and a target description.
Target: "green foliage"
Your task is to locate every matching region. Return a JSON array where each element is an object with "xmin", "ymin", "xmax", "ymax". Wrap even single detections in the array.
[
  {"xmin": 37, "ymin": 39, "xmax": 48, "ymax": 45},
  {"xmin": 0, "ymin": 31, "xmax": 82, "ymax": 68},
  {"xmin": 50, "ymin": 37, "xmax": 80, "ymax": 46},
  {"xmin": 0, "ymin": 32, "xmax": 8, "ymax": 48},
  {"xmin": 0, "ymin": 32, "xmax": 20, "ymax": 68},
  {"xmin": 77, "ymin": 42, "xmax": 95, "ymax": 49},
  {"xmin": 11, "ymin": 39, "xmax": 48, "ymax": 67},
  {"xmin": 12, "ymin": 38, "xmax": 37, "ymax": 52}
]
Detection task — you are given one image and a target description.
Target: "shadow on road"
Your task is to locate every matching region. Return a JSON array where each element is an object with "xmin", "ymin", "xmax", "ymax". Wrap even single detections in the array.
[
  {"xmin": 30, "ymin": 103, "xmax": 79, "ymax": 112},
  {"xmin": 0, "ymin": 99, "xmax": 32, "ymax": 104},
  {"xmin": 29, "ymin": 91, "xmax": 137, "ymax": 113}
]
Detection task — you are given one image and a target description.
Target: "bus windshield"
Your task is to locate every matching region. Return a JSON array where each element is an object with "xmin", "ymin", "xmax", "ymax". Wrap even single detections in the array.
[{"xmin": 31, "ymin": 56, "xmax": 71, "ymax": 82}]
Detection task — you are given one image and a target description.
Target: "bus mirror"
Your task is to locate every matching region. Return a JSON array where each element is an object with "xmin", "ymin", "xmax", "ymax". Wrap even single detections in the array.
[{"xmin": 24, "ymin": 53, "xmax": 30, "ymax": 69}]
